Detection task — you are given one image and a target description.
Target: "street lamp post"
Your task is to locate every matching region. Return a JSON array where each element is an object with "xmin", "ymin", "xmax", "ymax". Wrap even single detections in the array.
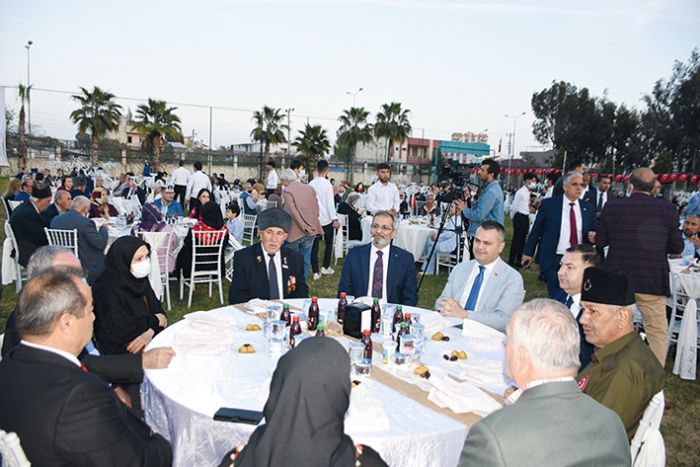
[
  {"xmin": 346, "ymin": 87, "xmax": 363, "ymax": 107},
  {"xmin": 25, "ymin": 40, "xmax": 33, "ymax": 135},
  {"xmin": 285, "ymin": 108, "xmax": 294, "ymax": 165},
  {"xmin": 505, "ymin": 111, "xmax": 526, "ymax": 187}
]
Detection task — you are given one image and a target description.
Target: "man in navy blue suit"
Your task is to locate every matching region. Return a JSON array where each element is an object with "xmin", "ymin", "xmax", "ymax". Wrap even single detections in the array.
[
  {"xmin": 522, "ymin": 172, "xmax": 596, "ymax": 297},
  {"xmin": 554, "ymin": 244, "xmax": 600, "ymax": 370},
  {"xmin": 338, "ymin": 210, "xmax": 418, "ymax": 306}
]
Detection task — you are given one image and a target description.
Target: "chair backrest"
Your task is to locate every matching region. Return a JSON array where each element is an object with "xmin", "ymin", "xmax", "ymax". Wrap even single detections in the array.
[
  {"xmin": 229, "ymin": 236, "xmax": 243, "ymax": 251},
  {"xmin": 138, "ymin": 230, "xmax": 173, "ymax": 275},
  {"xmin": 44, "ymin": 228, "xmax": 79, "ymax": 257},
  {"xmin": 337, "ymin": 213, "xmax": 349, "ymax": 252},
  {"xmin": 190, "ymin": 229, "xmax": 227, "ymax": 276},
  {"xmin": 0, "ymin": 429, "xmax": 31, "ymax": 467},
  {"xmin": 266, "ymin": 200, "xmax": 277, "ymax": 209},
  {"xmin": 630, "ymin": 390, "xmax": 665, "ymax": 466},
  {"xmin": 5, "ymin": 221, "xmax": 20, "ymax": 264},
  {"xmin": 415, "ymin": 200, "xmax": 426, "ymax": 216},
  {"xmin": 243, "ymin": 214, "xmax": 257, "ymax": 245}
]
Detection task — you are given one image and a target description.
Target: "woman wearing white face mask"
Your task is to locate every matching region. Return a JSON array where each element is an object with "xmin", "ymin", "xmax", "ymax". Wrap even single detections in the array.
[{"xmin": 92, "ymin": 236, "xmax": 168, "ymax": 355}]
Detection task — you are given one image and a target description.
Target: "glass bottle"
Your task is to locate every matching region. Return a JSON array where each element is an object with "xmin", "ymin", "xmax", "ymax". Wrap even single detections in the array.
[
  {"xmin": 289, "ymin": 316, "xmax": 302, "ymax": 348},
  {"xmin": 280, "ymin": 303, "xmax": 291, "ymax": 327},
  {"xmin": 371, "ymin": 298, "xmax": 381, "ymax": 334},
  {"xmin": 315, "ymin": 324, "xmax": 325, "ymax": 337},
  {"xmin": 392, "ymin": 305, "xmax": 404, "ymax": 333},
  {"xmin": 307, "ymin": 296, "xmax": 320, "ymax": 331},
  {"xmin": 396, "ymin": 322, "xmax": 409, "ymax": 352},
  {"xmin": 337, "ymin": 292, "xmax": 347, "ymax": 324},
  {"xmin": 361, "ymin": 329, "xmax": 373, "ymax": 361},
  {"xmin": 404, "ymin": 312, "xmax": 413, "ymax": 325}
]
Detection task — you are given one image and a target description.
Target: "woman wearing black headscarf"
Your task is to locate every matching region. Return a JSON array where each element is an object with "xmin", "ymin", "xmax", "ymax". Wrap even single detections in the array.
[
  {"xmin": 93, "ymin": 236, "xmax": 168, "ymax": 355},
  {"xmin": 219, "ymin": 337, "xmax": 387, "ymax": 467},
  {"xmin": 176, "ymin": 201, "xmax": 229, "ymax": 279}
]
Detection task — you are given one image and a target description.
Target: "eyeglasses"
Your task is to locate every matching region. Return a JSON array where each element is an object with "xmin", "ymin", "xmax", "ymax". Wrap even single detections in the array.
[{"xmin": 371, "ymin": 224, "xmax": 394, "ymax": 233}]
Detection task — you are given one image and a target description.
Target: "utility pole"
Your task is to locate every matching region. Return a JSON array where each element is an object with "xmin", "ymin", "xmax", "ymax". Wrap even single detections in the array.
[
  {"xmin": 286, "ymin": 108, "xmax": 294, "ymax": 165},
  {"xmin": 505, "ymin": 112, "xmax": 526, "ymax": 187},
  {"xmin": 208, "ymin": 106, "xmax": 213, "ymax": 174},
  {"xmin": 25, "ymin": 40, "xmax": 33, "ymax": 135}
]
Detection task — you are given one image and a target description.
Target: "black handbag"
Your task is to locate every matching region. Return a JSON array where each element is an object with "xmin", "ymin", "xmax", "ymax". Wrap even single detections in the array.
[{"xmin": 342, "ymin": 303, "xmax": 371, "ymax": 338}]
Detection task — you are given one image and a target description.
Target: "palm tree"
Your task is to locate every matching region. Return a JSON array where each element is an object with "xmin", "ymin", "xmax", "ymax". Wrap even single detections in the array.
[
  {"xmin": 251, "ymin": 105, "xmax": 288, "ymax": 179},
  {"xmin": 70, "ymin": 86, "xmax": 123, "ymax": 166},
  {"xmin": 17, "ymin": 84, "xmax": 31, "ymax": 168},
  {"xmin": 337, "ymin": 107, "xmax": 373, "ymax": 182},
  {"xmin": 374, "ymin": 102, "xmax": 412, "ymax": 163},
  {"xmin": 133, "ymin": 99, "xmax": 182, "ymax": 170},
  {"xmin": 294, "ymin": 124, "xmax": 330, "ymax": 180}
]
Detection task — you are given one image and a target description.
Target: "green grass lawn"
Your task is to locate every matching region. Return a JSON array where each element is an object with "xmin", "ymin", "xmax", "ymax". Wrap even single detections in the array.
[{"xmin": 0, "ymin": 176, "xmax": 698, "ymax": 465}]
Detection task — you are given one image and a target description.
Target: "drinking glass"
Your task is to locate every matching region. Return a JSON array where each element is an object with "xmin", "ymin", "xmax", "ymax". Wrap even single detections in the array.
[
  {"xmin": 267, "ymin": 320, "xmax": 287, "ymax": 354},
  {"xmin": 399, "ymin": 334, "xmax": 418, "ymax": 364},
  {"xmin": 348, "ymin": 343, "xmax": 371, "ymax": 380},
  {"xmin": 410, "ymin": 323, "xmax": 425, "ymax": 355}
]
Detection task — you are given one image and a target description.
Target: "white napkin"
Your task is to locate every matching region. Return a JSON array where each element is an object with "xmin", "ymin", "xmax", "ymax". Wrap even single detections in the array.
[
  {"xmin": 345, "ymin": 382, "xmax": 391, "ymax": 433},
  {"xmin": 244, "ymin": 298, "xmax": 280, "ymax": 314},
  {"xmin": 183, "ymin": 310, "xmax": 237, "ymax": 326},
  {"xmin": 427, "ymin": 374, "xmax": 502, "ymax": 416},
  {"xmin": 420, "ymin": 312, "xmax": 462, "ymax": 335},
  {"xmin": 461, "ymin": 319, "xmax": 506, "ymax": 342}
]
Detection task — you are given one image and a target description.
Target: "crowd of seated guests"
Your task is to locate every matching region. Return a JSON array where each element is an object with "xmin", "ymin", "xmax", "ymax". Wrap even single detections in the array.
[{"xmin": 89, "ymin": 187, "xmax": 119, "ymax": 219}]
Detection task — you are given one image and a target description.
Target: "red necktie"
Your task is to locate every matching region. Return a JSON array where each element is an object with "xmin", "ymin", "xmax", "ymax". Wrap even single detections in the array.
[
  {"xmin": 80, "ymin": 363, "xmax": 89, "ymax": 373},
  {"xmin": 569, "ymin": 203, "xmax": 578, "ymax": 247},
  {"xmin": 371, "ymin": 251, "xmax": 383, "ymax": 299}
]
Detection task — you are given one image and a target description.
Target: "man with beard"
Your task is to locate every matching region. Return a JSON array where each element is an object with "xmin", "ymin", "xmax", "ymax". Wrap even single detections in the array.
[{"xmin": 338, "ymin": 210, "xmax": 417, "ymax": 306}]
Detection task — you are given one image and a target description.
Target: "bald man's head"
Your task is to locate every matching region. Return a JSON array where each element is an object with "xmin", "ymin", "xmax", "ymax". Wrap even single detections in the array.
[{"xmin": 630, "ymin": 168, "xmax": 656, "ymax": 193}]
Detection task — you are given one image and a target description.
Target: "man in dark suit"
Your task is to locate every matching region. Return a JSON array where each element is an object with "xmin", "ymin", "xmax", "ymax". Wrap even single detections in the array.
[
  {"xmin": 553, "ymin": 244, "xmax": 600, "ymax": 370},
  {"xmin": 522, "ymin": 172, "xmax": 596, "ymax": 298},
  {"xmin": 8, "ymin": 182, "xmax": 52, "ymax": 267},
  {"xmin": 124, "ymin": 176, "xmax": 146, "ymax": 205},
  {"xmin": 0, "ymin": 269, "xmax": 172, "ymax": 466},
  {"xmin": 552, "ymin": 159, "xmax": 585, "ymax": 197},
  {"xmin": 338, "ymin": 210, "xmax": 418, "ymax": 306},
  {"xmin": 458, "ymin": 299, "xmax": 630, "ymax": 466},
  {"xmin": 583, "ymin": 174, "xmax": 611, "ymax": 216},
  {"xmin": 595, "ymin": 167, "xmax": 683, "ymax": 365},
  {"xmin": 51, "ymin": 196, "xmax": 109, "ymax": 284},
  {"xmin": 229, "ymin": 208, "xmax": 309, "ymax": 304},
  {"xmin": 41, "ymin": 188, "xmax": 72, "ymax": 224}
]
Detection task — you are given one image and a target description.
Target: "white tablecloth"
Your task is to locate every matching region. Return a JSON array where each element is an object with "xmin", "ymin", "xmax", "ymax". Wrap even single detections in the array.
[
  {"xmin": 669, "ymin": 264, "xmax": 700, "ymax": 380},
  {"xmin": 142, "ymin": 299, "xmax": 506, "ymax": 467},
  {"xmin": 361, "ymin": 217, "xmax": 437, "ymax": 260}
]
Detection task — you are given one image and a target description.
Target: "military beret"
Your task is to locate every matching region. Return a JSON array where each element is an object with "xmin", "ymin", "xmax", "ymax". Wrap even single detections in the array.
[
  {"xmin": 257, "ymin": 207, "xmax": 292, "ymax": 232},
  {"xmin": 581, "ymin": 267, "xmax": 635, "ymax": 306}
]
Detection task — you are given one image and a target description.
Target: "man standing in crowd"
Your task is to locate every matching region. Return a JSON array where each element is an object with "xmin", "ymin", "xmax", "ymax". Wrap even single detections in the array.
[
  {"xmin": 290, "ymin": 159, "xmax": 306, "ymax": 181},
  {"xmin": 153, "ymin": 185, "xmax": 184, "ymax": 218},
  {"xmin": 508, "ymin": 173, "xmax": 536, "ymax": 268},
  {"xmin": 458, "ymin": 299, "xmax": 630, "ymax": 467},
  {"xmin": 0, "ymin": 269, "xmax": 173, "ymax": 466},
  {"xmin": 338, "ymin": 210, "xmax": 418, "ymax": 306},
  {"xmin": 554, "ymin": 244, "xmax": 599, "ymax": 370},
  {"xmin": 280, "ymin": 168, "xmax": 322, "ymax": 279},
  {"xmin": 578, "ymin": 267, "xmax": 665, "ymax": 440},
  {"xmin": 436, "ymin": 222, "xmax": 524, "ymax": 332},
  {"xmin": 265, "ymin": 160, "xmax": 279, "ymax": 196},
  {"xmin": 584, "ymin": 174, "xmax": 611, "ymax": 215},
  {"xmin": 456, "ymin": 159, "xmax": 504, "ymax": 253},
  {"xmin": 553, "ymin": 159, "xmax": 585, "ymax": 197},
  {"xmin": 229, "ymin": 208, "xmax": 308, "ymax": 304},
  {"xmin": 308, "ymin": 159, "xmax": 340, "ymax": 280},
  {"xmin": 9, "ymin": 182, "xmax": 52, "ymax": 267},
  {"xmin": 543, "ymin": 172, "xmax": 558, "ymax": 199},
  {"xmin": 522, "ymin": 172, "xmax": 596, "ymax": 297},
  {"xmin": 172, "ymin": 159, "xmax": 191, "ymax": 207},
  {"xmin": 365, "ymin": 162, "xmax": 400, "ymax": 215},
  {"xmin": 595, "ymin": 167, "xmax": 683, "ymax": 365},
  {"xmin": 186, "ymin": 161, "xmax": 212, "ymax": 208},
  {"xmin": 42, "ymin": 189, "xmax": 72, "ymax": 224}
]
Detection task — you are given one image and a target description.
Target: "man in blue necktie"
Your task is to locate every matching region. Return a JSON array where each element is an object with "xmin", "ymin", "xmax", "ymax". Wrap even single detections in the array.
[
  {"xmin": 435, "ymin": 221, "xmax": 524, "ymax": 332},
  {"xmin": 555, "ymin": 244, "xmax": 600, "ymax": 370}
]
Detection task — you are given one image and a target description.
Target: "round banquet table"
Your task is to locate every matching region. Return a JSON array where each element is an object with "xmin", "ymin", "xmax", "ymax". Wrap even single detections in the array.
[
  {"xmin": 105, "ymin": 221, "xmax": 190, "ymax": 251},
  {"xmin": 361, "ymin": 217, "xmax": 437, "ymax": 261},
  {"xmin": 141, "ymin": 299, "xmax": 507, "ymax": 467}
]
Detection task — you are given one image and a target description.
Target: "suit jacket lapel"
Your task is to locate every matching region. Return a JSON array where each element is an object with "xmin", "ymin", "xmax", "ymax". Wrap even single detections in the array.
[
  {"xmin": 254, "ymin": 243, "xmax": 270, "ymax": 299},
  {"xmin": 360, "ymin": 244, "xmax": 370, "ymax": 293},
  {"xmin": 386, "ymin": 245, "xmax": 400, "ymax": 300},
  {"xmin": 281, "ymin": 250, "xmax": 291, "ymax": 298},
  {"xmin": 553, "ymin": 196, "xmax": 563, "ymax": 237}
]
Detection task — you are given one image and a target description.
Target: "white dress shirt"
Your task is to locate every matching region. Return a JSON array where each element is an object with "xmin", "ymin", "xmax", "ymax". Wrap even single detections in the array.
[
  {"xmin": 309, "ymin": 176, "xmax": 338, "ymax": 226},
  {"xmin": 580, "ymin": 185, "xmax": 590, "ymax": 200},
  {"xmin": 20, "ymin": 340, "xmax": 81, "ymax": 367},
  {"xmin": 367, "ymin": 243, "xmax": 390, "ymax": 303},
  {"xmin": 366, "ymin": 181, "xmax": 400, "ymax": 213},
  {"xmin": 544, "ymin": 186, "xmax": 554, "ymax": 199},
  {"xmin": 596, "ymin": 190, "xmax": 608, "ymax": 209},
  {"xmin": 186, "ymin": 170, "xmax": 212, "ymax": 200},
  {"xmin": 556, "ymin": 197, "xmax": 583, "ymax": 255},
  {"xmin": 262, "ymin": 247, "xmax": 284, "ymax": 299},
  {"xmin": 566, "ymin": 293, "xmax": 582, "ymax": 318},
  {"xmin": 458, "ymin": 258, "xmax": 499, "ymax": 312},
  {"xmin": 509, "ymin": 185, "xmax": 531, "ymax": 218},
  {"xmin": 266, "ymin": 170, "xmax": 279, "ymax": 190},
  {"xmin": 172, "ymin": 166, "xmax": 191, "ymax": 186}
]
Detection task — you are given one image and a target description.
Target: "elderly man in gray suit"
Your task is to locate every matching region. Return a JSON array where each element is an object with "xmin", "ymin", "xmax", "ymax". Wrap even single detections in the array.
[
  {"xmin": 50, "ymin": 196, "xmax": 109, "ymax": 284},
  {"xmin": 435, "ymin": 221, "xmax": 524, "ymax": 332},
  {"xmin": 458, "ymin": 299, "xmax": 630, "ymax": 467}
]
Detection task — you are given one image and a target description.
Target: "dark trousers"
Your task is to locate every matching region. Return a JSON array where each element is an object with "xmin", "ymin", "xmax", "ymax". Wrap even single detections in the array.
[
  {"xmin": 508, "ymin": 212, "xmax": 530, "ymax": 267},
  {"xmin": 174, "ymin": 185, "xmax": 187, "ymax": 207},
  {"xmin": 311, "ymin": 223, "xmax": 335, "ymax": 273}
]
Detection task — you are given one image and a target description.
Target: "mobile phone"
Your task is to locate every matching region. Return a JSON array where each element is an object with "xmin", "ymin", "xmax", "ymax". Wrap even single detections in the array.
[{"xmin": 213, "ymin": 407, "xmax": 264, "ymax": 425}]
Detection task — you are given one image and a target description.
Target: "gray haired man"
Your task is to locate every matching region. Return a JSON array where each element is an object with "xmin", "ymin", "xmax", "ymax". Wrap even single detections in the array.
[{"xmin": 458, "ymin": 299, "xmax": 630, "ymax": 467}]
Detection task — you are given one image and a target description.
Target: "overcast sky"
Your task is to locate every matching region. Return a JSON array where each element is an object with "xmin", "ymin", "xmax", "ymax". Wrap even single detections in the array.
[{"xmin": 1, "ymin": 0, "xmax": 698, "ymax": 156}]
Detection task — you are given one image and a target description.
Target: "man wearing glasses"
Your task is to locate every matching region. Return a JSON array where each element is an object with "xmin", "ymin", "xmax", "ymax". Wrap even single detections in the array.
[{"xmin": 337, "ymin": 210, "xmax": 418, "ymax": 306}]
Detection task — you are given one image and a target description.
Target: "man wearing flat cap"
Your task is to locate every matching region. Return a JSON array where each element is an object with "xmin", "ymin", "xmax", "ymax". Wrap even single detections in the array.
[
  {"xmin": 228, "ymin": 208, "xmax": 309, "ymax": 304},
  {"xmin": 577, "ymin": 267, "xmax": 665, "ymax": 441},
  {"xmin": 9, "ymin": 182, "xmax": 52, "ymax": 266}
]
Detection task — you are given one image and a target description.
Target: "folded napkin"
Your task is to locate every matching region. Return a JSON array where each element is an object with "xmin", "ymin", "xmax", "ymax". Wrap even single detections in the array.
[
  {"xmin": 345, "ymin": 382, "xmax": 391, "ymax": 433},
  {"xmin": 427, "ymin": 374, "xmax": 502, "ymax": 416},
  {"xmin": 420, "ymin": 312, "xmax": 462, "ymax": 335},
  {"xmin": 183, "ymin": 310, "xmax": 237, "ymax": 326},
  {"xmin": 456, "ymin": 359, "xmax": 506, "ymax": 387},
  {"xmin": 174, "ymin": 321, "xmax": 232, "ymax": 355},
  {"xmin": 461, "ymin": 319, "xmax": 506, "ymax": 342}
]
